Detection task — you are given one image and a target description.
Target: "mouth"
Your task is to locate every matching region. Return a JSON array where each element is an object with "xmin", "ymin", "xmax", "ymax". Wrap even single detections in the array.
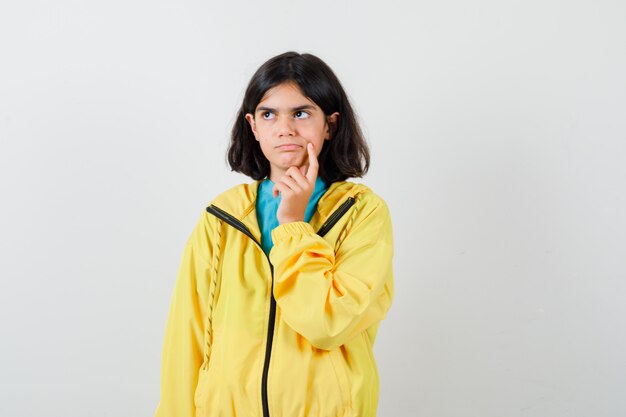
[{"xmin": 275, "ymin": 144, "xmax": 302, "ymax": 151}]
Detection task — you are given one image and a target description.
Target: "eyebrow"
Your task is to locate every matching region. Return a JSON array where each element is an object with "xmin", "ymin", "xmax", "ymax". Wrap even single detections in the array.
[{"xmin": 256, "ymin": 105, "xmax": 316, "ymax": 113}]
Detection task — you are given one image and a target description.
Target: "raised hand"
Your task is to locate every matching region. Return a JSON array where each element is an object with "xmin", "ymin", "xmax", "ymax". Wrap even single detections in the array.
[{"xmin": 272, "ymin": 142, "xmax": 319, "ymax": 224}]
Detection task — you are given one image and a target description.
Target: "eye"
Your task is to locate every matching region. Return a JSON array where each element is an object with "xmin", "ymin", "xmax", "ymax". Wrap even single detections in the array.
[
  {"xmin": 262, "ymin": 111, "xmax": 274, "ymax": 120},
  {"xmin": 295, "ymin": 110, "xmax": 310, "ymax": 119}
]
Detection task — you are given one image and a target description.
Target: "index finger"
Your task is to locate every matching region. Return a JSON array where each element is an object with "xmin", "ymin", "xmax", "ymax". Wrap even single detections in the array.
[{"xmin": 305, "ymin": 142, "xmax": 319, "ymax": 183}]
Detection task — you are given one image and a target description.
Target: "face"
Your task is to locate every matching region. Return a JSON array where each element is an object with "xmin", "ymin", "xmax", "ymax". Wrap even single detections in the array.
[{"xmin": 245, "ymin": 81, "xmax": 339, "ymax": 182}]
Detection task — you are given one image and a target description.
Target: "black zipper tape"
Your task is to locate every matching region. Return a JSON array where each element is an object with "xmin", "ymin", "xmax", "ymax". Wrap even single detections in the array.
[{"xmin": 316, "ymin": 197, "xmax": 355, "ymax": 237}]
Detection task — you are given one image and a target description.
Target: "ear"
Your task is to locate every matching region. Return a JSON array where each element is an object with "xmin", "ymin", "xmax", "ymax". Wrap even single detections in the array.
[
  {"xmin": 245, "ymin": 113, "xmax": 259, "ymax": 140},
  {"xmin": 325, "ymin": 112, "xmax": 340, "ymax": 140}
]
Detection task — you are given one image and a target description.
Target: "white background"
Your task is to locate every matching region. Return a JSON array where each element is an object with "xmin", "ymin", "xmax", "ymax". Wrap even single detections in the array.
[{"xmin": 1, "ymin": 1, "xmax": 625, "ymax": 416}]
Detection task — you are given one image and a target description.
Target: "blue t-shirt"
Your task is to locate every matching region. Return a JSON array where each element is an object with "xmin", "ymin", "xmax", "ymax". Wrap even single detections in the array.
[{"xmin": 256, "ymin": 177, "xmax": 329, "ymax": 255}]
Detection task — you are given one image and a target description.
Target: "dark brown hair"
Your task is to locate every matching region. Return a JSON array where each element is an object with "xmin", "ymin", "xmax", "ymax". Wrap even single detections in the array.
[{"xmin": 227, "ymin": 51, "xmax": 370, "ymax": 183}]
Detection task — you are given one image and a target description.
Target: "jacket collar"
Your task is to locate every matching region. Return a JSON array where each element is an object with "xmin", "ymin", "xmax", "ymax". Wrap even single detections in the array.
[{"xmin": 210, "ymin": 180, "xmax": 369, "ymax": 243}]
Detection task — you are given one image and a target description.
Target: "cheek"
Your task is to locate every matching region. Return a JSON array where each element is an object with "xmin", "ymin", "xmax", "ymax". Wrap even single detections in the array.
[
  {"xmin": 258, "ymin": 141, "xmax": 272, "ymax": 156},
  {"xmin": 316, "ymin": 142, "xmax": 327, "ymax": 157}
]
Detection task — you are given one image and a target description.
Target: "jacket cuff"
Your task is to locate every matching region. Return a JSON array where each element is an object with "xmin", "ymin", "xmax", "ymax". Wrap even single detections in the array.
[{"xmin": 271, "ymin": 221, "xmax": 315, "ymax": 243}]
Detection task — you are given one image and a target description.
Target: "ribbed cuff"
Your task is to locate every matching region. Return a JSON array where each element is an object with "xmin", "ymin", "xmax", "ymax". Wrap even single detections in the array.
[{"xmin": 271, "ymin": 221, "xmax": 315, "ymax": 243}]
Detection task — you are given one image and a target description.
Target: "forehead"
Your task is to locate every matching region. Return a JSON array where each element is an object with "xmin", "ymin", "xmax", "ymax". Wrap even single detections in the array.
[{"xmin": 256, "ymin": 82, "xmax": 318, "ymax": 109}]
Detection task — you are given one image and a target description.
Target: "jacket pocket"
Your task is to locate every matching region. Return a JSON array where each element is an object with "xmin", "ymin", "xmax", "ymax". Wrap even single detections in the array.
[
  {"xmin": 194, "ymin": 365, "xmax": 212, "ymax": 411},
  {"xmin": 194, "ymin": 328, "xmax": 220, "ymax": 413},
  {"xmin": 361, "ymin": 331, "xmax": 376, "ymax": 369},
  {"xmin": 328, "ymin": 348, "xmax": 352, "ymax": 411}
]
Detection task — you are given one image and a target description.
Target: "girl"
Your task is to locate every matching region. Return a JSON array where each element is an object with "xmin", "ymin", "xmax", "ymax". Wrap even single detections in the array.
[{"xmin": 155, "ymin": 51, "xmax": 394, "ymax": 417}]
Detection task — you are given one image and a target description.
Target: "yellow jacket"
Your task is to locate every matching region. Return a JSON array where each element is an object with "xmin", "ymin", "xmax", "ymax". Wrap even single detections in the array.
[{"xmin": 155, "ymin": 181, "xmax": 394, "ymax": 417}]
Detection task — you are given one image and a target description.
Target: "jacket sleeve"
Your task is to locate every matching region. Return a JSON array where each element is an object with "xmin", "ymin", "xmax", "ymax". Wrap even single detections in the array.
[
  {"xmin": 155, "ymin": 210, "xmax": 214, "ymax": 417},
  {"xmin": 269, "ymin": 194, "xmax": 394, "ymax": 351}
]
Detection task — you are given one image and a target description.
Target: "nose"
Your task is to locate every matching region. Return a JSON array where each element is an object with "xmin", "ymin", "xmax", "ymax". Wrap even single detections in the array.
[{"xmin": 276, "ymin": 115, "xmax": 295, "ymax": 137}]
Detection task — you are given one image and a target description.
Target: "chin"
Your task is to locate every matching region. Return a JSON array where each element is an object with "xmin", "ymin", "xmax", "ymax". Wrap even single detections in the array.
[{"xmin": 278, "ymin": 155, "xmax": 306, "ymax": 168}]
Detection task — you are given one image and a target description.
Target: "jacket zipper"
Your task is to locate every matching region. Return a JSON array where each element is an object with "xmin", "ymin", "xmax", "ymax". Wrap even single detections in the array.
[
  {"xmin": 205, "ymin": 196, "xmax": 356, "ymax": 417},
  {"xmin": 316, "ymin": 197, "xmax": 355, "ymax": 237}
]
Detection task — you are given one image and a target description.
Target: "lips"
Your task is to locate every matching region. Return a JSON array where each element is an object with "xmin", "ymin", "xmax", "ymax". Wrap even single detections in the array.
[{"xmin": 276, "ymin": 144, "xmax": 302, "ymax": 151}]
